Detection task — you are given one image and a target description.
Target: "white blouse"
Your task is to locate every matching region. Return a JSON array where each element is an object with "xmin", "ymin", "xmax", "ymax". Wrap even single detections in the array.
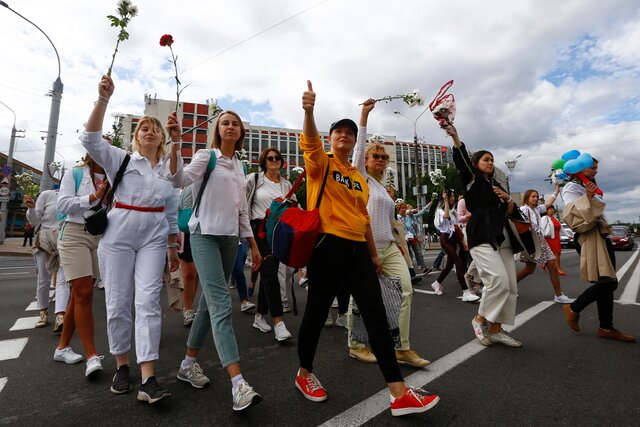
[{"xmin": 56, "ymin": 165, "xmax": 102, "ymax": 225}]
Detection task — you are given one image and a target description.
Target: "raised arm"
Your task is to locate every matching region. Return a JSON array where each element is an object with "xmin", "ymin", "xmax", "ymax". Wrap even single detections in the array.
[
  {"xmin": 353, "ymin": 99, "xmax": 376, "ymax": 173},
  {"xmin": 446, "ymin": 123, "xmax": 475, "ymax": 187},
  {"xmin": 86, "ymin": 75, "xmax": 113, "ymax": 133},
  {"xmin": 166, "ymin": 112, "xmax": 182, "ymax": 177},
  {"xmin": 543, "ymin": 182, "xmax": 560, "ymax": 209},
  {"xmin": 302, "ymin": 80, "xmax": 318, "ymax": 138}
]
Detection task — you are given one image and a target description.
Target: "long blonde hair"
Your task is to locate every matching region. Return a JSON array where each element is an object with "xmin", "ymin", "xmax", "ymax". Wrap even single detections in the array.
[{"xmin": 132, "ymin": 116, "xmax": 167, "ymax": 160}]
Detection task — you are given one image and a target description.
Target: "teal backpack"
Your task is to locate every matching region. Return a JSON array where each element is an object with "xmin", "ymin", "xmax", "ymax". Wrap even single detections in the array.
[{"xmin": 57, "ymin": 167, "xmax": 84, "ymax": 222}]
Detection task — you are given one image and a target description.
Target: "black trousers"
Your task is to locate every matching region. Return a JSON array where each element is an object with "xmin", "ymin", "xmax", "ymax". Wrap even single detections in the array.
[
  {"xmin": 298, "ymin": 234, "xmax": 403, "ymax": 383},
  {"xmin": 570, "ymin": 237, "xmax": 618, "ymax": 329},
  {"xmin": 251, "ymin": 220, "xmax": 283, "ymax": 317}
]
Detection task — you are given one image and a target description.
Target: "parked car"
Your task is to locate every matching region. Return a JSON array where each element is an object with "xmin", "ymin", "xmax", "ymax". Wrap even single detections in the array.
[
  {"xmin": 560, "ymin": 225, "xmax": 575, "ymax": 248},
  {"xmin": 610, "ymin": 226, "xmax": 635, "ymax": 251}
]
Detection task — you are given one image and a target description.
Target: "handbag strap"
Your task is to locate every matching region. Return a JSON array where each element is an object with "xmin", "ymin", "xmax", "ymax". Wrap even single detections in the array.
[
  {"xmin": 193, "ymin": 150, "xmax": 218, "ymax": 218},
  {"xmin": 98, "ymin": 154, "xmax": 130, "ymax": 207},
  {"xmin": 285, "ymin": 161, "xmax": 330, "ymax": 208}
]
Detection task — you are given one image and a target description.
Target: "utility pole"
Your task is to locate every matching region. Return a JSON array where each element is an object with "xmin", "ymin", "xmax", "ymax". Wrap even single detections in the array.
[{"xmin": 0, "ymin": 111, "xmax": 26, "ymax": 243}]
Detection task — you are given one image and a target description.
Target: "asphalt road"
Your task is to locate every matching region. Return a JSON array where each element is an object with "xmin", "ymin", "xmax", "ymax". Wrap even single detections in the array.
[{"xmin": 1, "ymin": 244, "xmax": 639, "ymax": 426}]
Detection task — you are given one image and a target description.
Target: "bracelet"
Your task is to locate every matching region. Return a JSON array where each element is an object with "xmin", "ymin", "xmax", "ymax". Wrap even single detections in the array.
[
  {"xmin": 167, "ymin": 243, "xmax": 178, "ymax": 248},
  {"xmin": 98, "ymin": 95, "xmax": 110, "ymax": 103},
  {"xmin": 505, "ymin": 198, "xmax": 513, "ymax": 203},
  {"xmin": 170, "ymin": 140, "xmax": 181, "ymax": 146}
]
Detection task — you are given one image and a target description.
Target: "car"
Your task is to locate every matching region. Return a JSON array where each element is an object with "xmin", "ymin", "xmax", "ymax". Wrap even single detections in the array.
[
  {"xmin": 610, "ymin": 226, "xmax": 635, "ymax": 251},
  {"xmin": 560, "ymin": 225, "xmax": 575, "ymax": 248}
]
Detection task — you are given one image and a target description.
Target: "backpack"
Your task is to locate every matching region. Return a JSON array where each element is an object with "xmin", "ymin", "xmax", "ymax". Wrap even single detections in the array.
[
  {"xmin": 57, "ymin": 167, "xmax": 84, "ymax": 222},
  {"xmin": 178, "ymin": 150, "xmax": 217, "ymax": 233}
]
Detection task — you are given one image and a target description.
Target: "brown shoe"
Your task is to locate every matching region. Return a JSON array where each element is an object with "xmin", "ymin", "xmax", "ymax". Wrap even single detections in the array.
[
  {"xmin": 563, "ymin": 304, "xmax": 579, "ymax": 332},
  {"xmin": 598, "ymin": 328, "xmax": 636, "ymax": 343},
  {"xmin": 396, "ymin": 350, "xmax": 431, "ymax": 368},
  {"xmin": 35, "ymin": 310, "xmax": 49, "ymax": 328},
  {"xmin": 349, "ymin": 347, "xmax": 377, "ymax": 364}
]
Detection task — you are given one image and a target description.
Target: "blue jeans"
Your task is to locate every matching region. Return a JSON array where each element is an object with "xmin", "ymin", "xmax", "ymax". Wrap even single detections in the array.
[{"xmin": 187, "ymin": 232, "xmax": 240, "ymax": 367}]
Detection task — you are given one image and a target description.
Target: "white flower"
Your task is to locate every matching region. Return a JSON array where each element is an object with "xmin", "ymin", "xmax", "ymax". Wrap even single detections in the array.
[
  {"xmin": 128, "ymin": 5, "xmax": 138, "ymax": 16},
  {"xmin": 368, "ymin": 134, "xmax": 384, "ymax": 144},
  {"xmin": 292, "ymin": 166, "xmax": 304, "ymax": 173}
]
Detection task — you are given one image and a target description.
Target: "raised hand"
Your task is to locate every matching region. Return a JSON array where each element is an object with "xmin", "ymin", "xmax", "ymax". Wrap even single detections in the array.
[
  {"xmin": 166, "ymin": 112, "xmax": 181, "ymax": 142},
  {"xmin": 361, "ymin": 98, "xmax": 376, "ymax": 114},
  {"xmin": 99, "ymin": 75, "xmax": 115, "ymax": 100},
  {"xmin": 302, "ymin": 80, "xmax": 316, "ymax": 113}
]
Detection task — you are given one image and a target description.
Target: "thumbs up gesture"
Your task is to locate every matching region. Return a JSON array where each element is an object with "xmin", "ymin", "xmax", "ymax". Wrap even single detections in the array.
[{"xmin": 302, "ymin": 80, "xmax": 316, "ymax": 113}]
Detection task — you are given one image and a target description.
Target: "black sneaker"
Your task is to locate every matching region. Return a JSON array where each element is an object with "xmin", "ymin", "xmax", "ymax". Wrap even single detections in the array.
[
  {"xmin": 137, "ymin": 376, "xmax": 171, "ymax": 404},
  {"xmin": 110, "ymin": 365, "xmax": 132, "ymax": 395}
]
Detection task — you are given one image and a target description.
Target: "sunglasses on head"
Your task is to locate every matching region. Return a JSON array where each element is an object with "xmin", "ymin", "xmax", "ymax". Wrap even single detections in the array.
[
  {"xmin": 267, "ymin": 155, "xmax": 282, "ymax": 162},
  {"xmin": 371, "ymin": 153, "xmax": 389, "ymax": 161}
]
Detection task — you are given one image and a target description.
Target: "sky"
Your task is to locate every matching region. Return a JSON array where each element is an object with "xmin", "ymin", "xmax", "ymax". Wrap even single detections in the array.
[{"xmin": 1, "ymin": 0, "xmax": 639, "ymax": 223}]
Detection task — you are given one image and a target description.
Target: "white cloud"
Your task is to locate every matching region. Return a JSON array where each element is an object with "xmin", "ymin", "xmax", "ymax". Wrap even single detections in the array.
[{"xmin": 1, "ymin": 0, "xmax": 639, "ymax": 221}]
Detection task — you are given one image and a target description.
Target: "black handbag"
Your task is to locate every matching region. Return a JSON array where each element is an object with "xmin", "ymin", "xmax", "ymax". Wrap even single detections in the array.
[{"xmin": 84, "ymin": 154, "xmax": 131, "ymax": 236}]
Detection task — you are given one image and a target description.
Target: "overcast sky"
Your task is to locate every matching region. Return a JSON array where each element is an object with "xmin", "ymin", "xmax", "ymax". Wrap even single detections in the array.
[{"xmin": 1, "ymin": 0, "xmax": 639, "ymax": 222}]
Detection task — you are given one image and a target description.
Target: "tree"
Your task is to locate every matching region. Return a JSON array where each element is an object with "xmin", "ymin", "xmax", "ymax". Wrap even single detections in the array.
[{"xmin": 288, "ymin": 169, "xmax": 307, "ymax": 209}]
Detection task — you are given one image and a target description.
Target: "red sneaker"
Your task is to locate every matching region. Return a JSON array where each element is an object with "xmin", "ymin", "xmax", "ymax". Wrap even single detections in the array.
[
  {"xmin": 391, "ymin": 387, "xmax": 440, "ymax": 416},
  {"xmin": 295, "ymin": 372, "xmax": 327, "ymax": 402}
]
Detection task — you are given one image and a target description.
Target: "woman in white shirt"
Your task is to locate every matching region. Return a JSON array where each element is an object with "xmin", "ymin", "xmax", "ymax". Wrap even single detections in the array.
[
  {"xmin": 347, "ymin": 99, "xmax": 430, "ymax": 369},
  {"xmin": 431, "ymin": 190, "xmax": 480, "ymax": 302},
  {"xmin": 168, "ymin": 110, "xmax": 263, "ymax": 412},
  {"xmin": 54, "ymin": 154, "xmax": 108, "ymax": 376},
  {"xmin": 24, "ymin": 191, "xmax": 68, "ymax": 331},
  {"xmin": 245, "ymin": 147, "xmax": 293, "ymax": 341},
  {"xmin": 515, "ymin": 184, "xmax": 574, "ymax": 304},
  {"xmin": 81, "ymin": 75, "xmax": 179, "ymax": 403}
]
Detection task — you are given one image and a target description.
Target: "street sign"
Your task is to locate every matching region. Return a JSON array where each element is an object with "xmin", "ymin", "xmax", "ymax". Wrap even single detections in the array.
[
  {"xmin": 0, "ymin": 196, "xmax": 8, "ymax": 203},
  {"xmin": 2, "ymin": 166, "xmax": 11, "ymax": 175},
  {"xmin": 0, "ymin": 187, "xmax": 9, "ymax": 197}
]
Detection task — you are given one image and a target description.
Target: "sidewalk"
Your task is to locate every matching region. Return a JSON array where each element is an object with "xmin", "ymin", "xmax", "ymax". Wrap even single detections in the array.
[{"xmin": 0, "ymin": 237, "xmax": 35, "ymax": 257}]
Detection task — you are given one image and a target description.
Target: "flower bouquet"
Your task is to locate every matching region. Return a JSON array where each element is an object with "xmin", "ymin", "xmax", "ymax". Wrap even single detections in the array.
[
  {"xmin": 429, "ymin": 168, "xmax": 445, "ymax": 194},
  {"xmin": 15, "ymin": 172, "xmax": 39, "ymax": 198},
  {"xmin": 106, "ymin": 0, "xmax": 139, "ymax": 76},
  {"xmin": 429, "ymin": 80, "xmax": 456, "ymax": 128}
]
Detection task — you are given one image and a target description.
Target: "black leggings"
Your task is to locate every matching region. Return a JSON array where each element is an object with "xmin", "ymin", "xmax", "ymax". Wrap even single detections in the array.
[
  {"xmin": 298, "ymin": 234, "xmax": 403, "ymax": 383},
  {"xmin": 570, "ymin": 237, "xmax": 618, "ymax": 329},
  {"xmin": 251, "ymin": 220, "xmax": 283, "ymax": 317},
  {"xmin": 437, "ymin": 233, "xmax": 467, "ymax": 290}
]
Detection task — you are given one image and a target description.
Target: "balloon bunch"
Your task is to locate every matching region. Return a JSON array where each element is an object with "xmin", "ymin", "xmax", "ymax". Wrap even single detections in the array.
[{"xmin": 550, "ymin": 150, "xmax": 603, "ymax": 196}]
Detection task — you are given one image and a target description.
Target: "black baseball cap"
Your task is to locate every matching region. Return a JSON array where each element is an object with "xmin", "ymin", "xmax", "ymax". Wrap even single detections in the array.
[{"xmin": 329, "ymin": 118, "xmax": 358, "ymax": 137}]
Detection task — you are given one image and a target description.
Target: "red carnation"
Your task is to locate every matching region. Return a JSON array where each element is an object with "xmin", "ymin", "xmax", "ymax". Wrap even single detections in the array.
[{"xmin": 159, "ymin": 34, "xmax": 174, "ymax": 47}]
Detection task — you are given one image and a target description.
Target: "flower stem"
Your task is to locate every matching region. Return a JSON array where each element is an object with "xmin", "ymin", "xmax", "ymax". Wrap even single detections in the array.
[
  {"xmin": 107, "ymin": 39, "xmax": 121, "ymax": 77},
  {"xmin": 170, "ymin": 45, "xmax": 180, "ymax": 112}
]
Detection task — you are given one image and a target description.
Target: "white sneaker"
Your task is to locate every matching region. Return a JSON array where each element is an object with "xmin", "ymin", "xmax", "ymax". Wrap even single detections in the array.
[
  {"xmin": 252, "ymin": 315, "xmax": 272, "ymax": 332},
  {"xmin": 241, "ymin": 301, "xmax": 256, "ymax": 312},
  {"xmin": 331, "ymin": 298, "xmax": 339, "ymax": 308},
  {"xmin": 324, "ymin": 314, "xmax": 334, "ymax": 327},
  {"xmin": 431, "ymin": 281, "xmax": 443, "ymax": 295},
  {"xmin": 85, "ymin": 355, "xmax": 104, "ymax": 377},
  {"xmin": 462, "ymin": 290, "xmax": 480, "ymax": 302},
  {"xmin": 282, "ymin": 302, "xmax": 292, "ymax": 313},
  {"xmin": 334, "ymin": 313, "xmax": 348, "ymax": 328},
  {"xmin": 53, "ymin": 347, "xmax": 83, "ymax": 364},
  {"xmin": 183, "ymin": 309, "xmax": 195, "ymax": 326},
  {"xmin": 554, "ymin": 293, "xmax": 575, "ymax": 304},
  {"xmin": 232, "ymin": 380, "xmax": 262, "ymax": 411},
  {"xmin": 488, "ymin": 329, "xmax": 523, "ymax": 347},
  {"xmin": 177, "ymin": 362, "xmax": 210, "ymax": 388},
  {"xmin": 274, "ymin": 321, "xmax": 292, "ymax": 341}
]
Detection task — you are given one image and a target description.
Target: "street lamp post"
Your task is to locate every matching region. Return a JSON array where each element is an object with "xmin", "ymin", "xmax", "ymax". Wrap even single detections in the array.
[
  {"xmin": 1, "ymin": 1, "xmax": 63, "ymax": 192},
  {"xmin": 0, "ymin": 101, "xmax": 25, "ymax": 243},
  {"xmin": 504, "ymin": 154, "xmax": 521, "ymax": 194},
  {"xmin": 394, "ymin": 107, "xmax": 429, "ymax": 208}
]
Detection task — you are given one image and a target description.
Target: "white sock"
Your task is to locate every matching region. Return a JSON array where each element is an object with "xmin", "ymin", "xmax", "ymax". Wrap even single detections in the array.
[
  {"xmin": 231, "ymin": 373, "xmax": 244, "ymax": 394},
  {"xmin": 142, "ymin": 376, "xmax": 151, "ymax": 385},
  {"xmin": 181, "ymin": 355, "xmax": 196, "ymax": 370}
]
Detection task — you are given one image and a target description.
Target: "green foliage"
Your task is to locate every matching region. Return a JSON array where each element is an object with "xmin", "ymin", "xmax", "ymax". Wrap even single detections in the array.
[{"xmin": 288, "ymin": 170, "xmax": 307, "ymax": 209}]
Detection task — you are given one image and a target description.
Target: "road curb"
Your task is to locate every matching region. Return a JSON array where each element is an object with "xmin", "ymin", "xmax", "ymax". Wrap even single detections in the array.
[{"xmin": 0, "ymin": 252, "xmax": 33, "ymax": 258}]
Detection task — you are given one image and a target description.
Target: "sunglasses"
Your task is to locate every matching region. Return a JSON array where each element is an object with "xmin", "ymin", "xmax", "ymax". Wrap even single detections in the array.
[
  {"xmin": 370, "ymin": 153, "xmax": 389, "ymax": 161},
  {"xmin": 267, "ymin": 155, "xmax": 282, "ymax": 162}
]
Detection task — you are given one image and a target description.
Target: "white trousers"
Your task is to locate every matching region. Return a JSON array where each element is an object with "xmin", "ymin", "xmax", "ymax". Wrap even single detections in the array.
[
  {"xmin": 34, "ymin": 251, "xmax": 68, "ymax": 312},
  {"xmin": 278, "ymin": 263, "xmax": 294, "ymax": 303},
  {"xmin": 469, "ymin": 234, "xmax": 517, "ymax": 325},
  {"xmin": 99, "ymin": 241, "xmax": 166, "ymax": 363}
]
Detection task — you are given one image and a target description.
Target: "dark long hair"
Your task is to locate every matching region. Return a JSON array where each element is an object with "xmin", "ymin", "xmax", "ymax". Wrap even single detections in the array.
[{"xmin": 471, "ymin": 150, "xmax": 494, "ymax": 178}]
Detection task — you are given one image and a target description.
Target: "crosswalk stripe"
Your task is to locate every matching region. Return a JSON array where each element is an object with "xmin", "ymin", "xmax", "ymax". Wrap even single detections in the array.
[
  {"xmin": 0, "ymin": 338, "xmax": 29, "ymax": 361},
  {"xmin": 617, "ymin": 250, "xmax": 640, "ymax": 305},
  {"xmin": 25, "ymin": 301, "xmax": 38, "ymax": 311},
  {"xmin": 0, "ymin": 378, "xmax": 7, "ymax": 394},
  {"xmin": 9, "ymin": 317, "xmax": 41, "ymax": 331}
]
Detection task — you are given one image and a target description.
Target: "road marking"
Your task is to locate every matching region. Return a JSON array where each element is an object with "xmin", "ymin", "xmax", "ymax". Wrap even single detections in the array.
[
  {"xmin": 9, "ymin": 317, "xmax": 40, "ymax": 331},
  {"xmin": 616, "ymin": 250, "xmax": 640, "ymax": 305},
  {"xmin": 413, "ymin": 289, "xmax": 437, "ymax": 295},
  {"xmin": 320, "ymin": 301, "xmax": 554, "ymax": 426},
  {"xmin": 0, "ymin": 267, "xmax": 34, "ymax": 270},
  {"xmin": 0, "ymin": 378, "xmax": 7, "ymax": 394},
  {"xmin": 25, "ymin": 301, "xmax": 38, "ymax": 311},
  {"xmin": 0, "ymin": 338, "xmax": 29, "ymax": 361},
  {"xmin": 0, "ymin": 272, "xmax": 31, "ymax": 276}
]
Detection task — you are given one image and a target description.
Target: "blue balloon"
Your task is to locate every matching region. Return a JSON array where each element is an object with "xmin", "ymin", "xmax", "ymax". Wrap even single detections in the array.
[
  {"xmin": 563, "ymin": 159, "xmax": 583, "ymax": 174},
  {"xmin": 557, "ymin": 172, "xmax": 569, "ymax": 180},
  {"xmin": 561, "ymin": 150, "xmax": 581, "ymax": 161},
  {"xmin": 576, "ymin": 152, "xmax": 593, "ymax": 169}
]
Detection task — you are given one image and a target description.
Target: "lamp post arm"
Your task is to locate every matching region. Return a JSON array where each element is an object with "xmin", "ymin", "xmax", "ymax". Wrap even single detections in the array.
[{"xmin": 1, "ymin": 1, "xmax": 61, "ymax": 79}]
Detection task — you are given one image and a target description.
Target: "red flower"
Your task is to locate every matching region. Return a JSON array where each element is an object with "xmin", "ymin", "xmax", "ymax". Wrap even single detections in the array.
[{"xmin": 159, "ymin": 34, "xmax": 174, "ymax": 47}]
